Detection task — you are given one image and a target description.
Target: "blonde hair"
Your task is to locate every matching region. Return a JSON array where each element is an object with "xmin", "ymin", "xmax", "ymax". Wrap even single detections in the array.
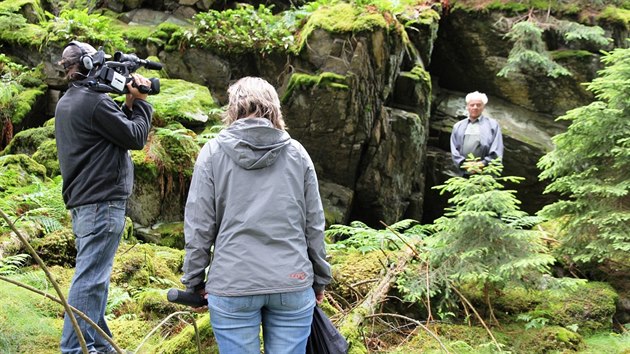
[
  {"xmin": 223, "ymin": 77, "xmax": 286, "ymax": 130},
  {"xmin": 465, "ymin": 91, "xmax": 488, "ymax": 105}
]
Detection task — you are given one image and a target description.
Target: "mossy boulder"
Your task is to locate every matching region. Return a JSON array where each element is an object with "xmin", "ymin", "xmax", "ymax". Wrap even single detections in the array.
[
  {"xmin": 1, "ymin": 125, "xmax": 54, "ymax": 157},
  {"xmin": 32, "ymin": 139, "xmax": 60, "ymax": 177},
  {"xmin": 30, "ymin": 228, "xmax": 76, "ymax": 267},
  {"xmin": 387, "ymin": 322, "xmax": 584, "ymax": 353},
  {"xmin": 135, "ymin": 288, "xmax": 180, "ymax": 320},
  {"xmin": 111, "ymin": 242, "xmax": 184, "ymax": 289},
  {"xmin": 147, "ymin": 78, "xmax": 220, "ymax": 128},
  {"xmin": 128, "ymin": 125, "xmax": 200, "ymax": 225},
  {"xmin": 0, "ymin": 154, "xmax": 47, "ymax": 193},
  {"xmin": 522, "ymin": 281, "xmax": 618, "ymax": 335}
]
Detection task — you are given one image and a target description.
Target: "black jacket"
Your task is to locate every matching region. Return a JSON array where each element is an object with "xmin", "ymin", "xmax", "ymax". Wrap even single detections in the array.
[{"xmin": 55, "ymin": 85, "xmax": 152, "ymax": 208}]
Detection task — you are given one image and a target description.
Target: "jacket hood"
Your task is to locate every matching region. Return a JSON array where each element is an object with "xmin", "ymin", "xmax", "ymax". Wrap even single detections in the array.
[{"xmin": 216, "ymin": 118, "xmax": 291, "ymax": 170}]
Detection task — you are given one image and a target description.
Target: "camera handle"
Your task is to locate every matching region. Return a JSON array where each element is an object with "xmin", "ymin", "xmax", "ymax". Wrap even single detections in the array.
[{"xmin": 130, "ymin": 77, "xmax": 160, "ymax": 95}]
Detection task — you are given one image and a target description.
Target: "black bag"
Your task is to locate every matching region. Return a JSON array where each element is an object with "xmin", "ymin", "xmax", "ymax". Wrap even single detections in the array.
[{"xmin": 306, "ymin": 306, "xmax": 349, "ymax": 354}]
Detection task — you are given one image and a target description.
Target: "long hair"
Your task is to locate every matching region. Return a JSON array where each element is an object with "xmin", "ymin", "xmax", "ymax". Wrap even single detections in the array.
[{"xmin": 223, "ymin": 77, "xmax": 286, "ymax": 130}]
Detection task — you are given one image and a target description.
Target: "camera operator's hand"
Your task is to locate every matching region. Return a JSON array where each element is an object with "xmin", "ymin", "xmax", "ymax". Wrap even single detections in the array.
[
  {"xmin": 191, "ymin": 290, "xmax": 208, "ymax": 313},
  {"xmin": 125, "ymin": 74, "xmax": 150, "ymax": 109}
]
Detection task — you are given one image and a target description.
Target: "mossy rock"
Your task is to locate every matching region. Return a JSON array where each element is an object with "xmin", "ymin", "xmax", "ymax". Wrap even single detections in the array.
[
  {"xmin": 147, "ymin": 79, "xmax": 220, "ymax": 128},
  {"xmin": 0, "ymin": 154, "xmax": 47, "ymax": 193},
  {"xmin": 0, "ymin": 0, "xmax": 46, "ymax": 23},
  {"xmin": 132, "ymin": 125, "xmax": 200, "ymax": 181},
  {"xmin": 32, "ymin": 139, "xmax": 60, "ymax": 177},
  {"xmin": 111, "ymin": 242, "xmax": 184, "ymax": 289},
  {"xmin": 296, "ymin": 3, "xmax": 389, "ymax": 52},
  {"xmin": 157, "ymin": 313, "xmax": 219, "ymax": 354},
  {"xmin": 281, "ymin": 72, "xmax": 348, "ymax": 104},
  {"xmin": 30, "ymin": 228, "xmax": 76, "ymax": 267},
  {"xmin": 136, "ymin": 222, "xmax": 185, "ymax": 249},
  {"xmin": 494, "ymin": 285, "xmax": 543, "ymax": 315},
  {"xmin": 501, "ymin": 324, "xmax": 584, "ymax": 353},
  {"xmin": 135, "ymin": 288, "xmax": 180, "ymax": 320},
  {"xmin": 1, "ymin": 125, "xmax": 55, "ymax": 157},
  {"xmin": 524, "ymin": 281, "xmax": 618, "ymax": 335},
  {"xmin": 328, "ymin": 250, "xmax": 387, "ymax": 299}
]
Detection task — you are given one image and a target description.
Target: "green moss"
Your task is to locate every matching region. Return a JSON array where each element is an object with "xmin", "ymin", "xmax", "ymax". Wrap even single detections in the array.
[
  {"xmin": 30, "ymin": 228, "xmax": 76, "ymax": 267},
  {"xmin": 109, "ymin": 318, "xmax": 161, "ymax": 352},
  {"xmin": 151, "ymin": 221, "xmax": 185, "ymax": 249},
  {"xmin": 296, "ymin": 3, "xmax": 389, "ymax": 53},
  {"xmin": 552, "ymin": 49, "xmax": 595, "ymax": 60},
  {"xmin": 0, "ymin": 0, "xmax": 45, "ymax": 23},
  {"xmin": 494, "ymin": 285, "xmax": 542, "ymax": 315},
  {"xmin": 328, "ymin": 250, "xmax": 387, "ymax": 300},
  {"xmin": 0, "ymin": 20, "xmax": 48, "ymax": 46},
  {"xmin": 525, "ymin": 281, "xmax": 618, "ymax": 335},
  {"xmin": 135, "ymin": 288, "xmax": 180, "ymax": 320},
  {"xmin": 0, "ymin": 154, "xmax": 47, "ymax": 193},
  {"xmin": 158, "ymin": 313, "xmax": 219, "ymax": 354},
  {"xmin": 281, "ymin": 72, "xmax": 348, "ymax": 103},
  {"xmin": 598, "ymin": 6, "xmax": 630, "ymax": 29},
  {"xmin": 122, "ymin": 216, "xmax": 135, "ymax": 241},
  {"xmin": 131, "ymin": 125, "xmax": 200, "ymax": 193},
  {"xmin": 0, "ymin": 275, "xmax": 63, "ymax": 354},
  {"xmin": 32, "ymin": 139, "xmax": 60, "ymax": 177},
  {"xmin": 149, "ymin": 22, "xmax": 189, "ymax": 52},
  {"xmin": 402, "ymin": 65, "xmax": 432, "ymax": 87},
  {"xmin": 111, "ymin": 21, "xmax": 159, "ymax": 43},
  {"xmin": 147, "ymin": 79, "xmax": 219, "ymax": 128},
  {"xmin": 111, "ymin": 242, "xmax": 185, "ymax": 289},
  {"xmin": 1, "ymin": 125, "xmax": 55, "ymax": 156}
]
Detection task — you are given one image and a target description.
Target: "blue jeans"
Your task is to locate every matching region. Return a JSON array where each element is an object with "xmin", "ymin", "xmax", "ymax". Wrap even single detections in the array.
[
  {"xmin": 60, "ymin": 200, "xmax": 126, "ymax": 354},
  {"xmin": 207, "ymin": 289, "xmax": 315, "ymax": 354}
]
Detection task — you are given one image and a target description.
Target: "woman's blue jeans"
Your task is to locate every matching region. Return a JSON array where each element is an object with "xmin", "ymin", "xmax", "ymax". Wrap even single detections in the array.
[
  {"xmin": 207, "ymin": 288, "xmax": 315, "ymax": 354},
  {"xmin": 60, "ymin": 200, "xmax": 126, "ymax": 354}
]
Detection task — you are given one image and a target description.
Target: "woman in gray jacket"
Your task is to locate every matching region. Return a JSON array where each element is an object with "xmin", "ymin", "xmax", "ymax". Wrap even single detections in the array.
[{"xmin": 181, "ymin": 76, "xmax": 332, "ymax": 353}]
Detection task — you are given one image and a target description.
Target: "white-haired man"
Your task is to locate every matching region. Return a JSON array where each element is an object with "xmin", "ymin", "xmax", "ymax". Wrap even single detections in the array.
[{"xmin": 450, "ymin": 91, "xmax": 504, "ymax": 175}]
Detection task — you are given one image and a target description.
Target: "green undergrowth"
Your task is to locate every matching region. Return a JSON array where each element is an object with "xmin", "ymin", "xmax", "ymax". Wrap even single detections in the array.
[{"xmin": 0, "ymin": 274, "xmax": 63, "ymax": 354}]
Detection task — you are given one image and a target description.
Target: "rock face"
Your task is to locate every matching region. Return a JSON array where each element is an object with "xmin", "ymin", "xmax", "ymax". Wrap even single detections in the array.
[
  {"xmin": 1, "ymin": 3, "xmax": 620, "ymax": 228},
  {"xmin": 428, "ymin": 10, "xmax": 600, "ymax": 116},
  {"xmin": 281, "ymin": 28, "xmax": 430, "ymax": 226},
  {"xmin": 424, "ymin": 89, "xmax": 567, "ymax": 222}
]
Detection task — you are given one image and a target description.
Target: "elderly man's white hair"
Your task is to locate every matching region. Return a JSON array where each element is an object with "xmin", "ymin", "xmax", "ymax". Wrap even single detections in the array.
[{"xmin": 465, "ymin": 91, "xmax": 488, "ymax": 105}]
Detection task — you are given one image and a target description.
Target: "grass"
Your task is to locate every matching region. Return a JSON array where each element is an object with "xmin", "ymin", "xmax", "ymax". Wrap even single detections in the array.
[
  {"xmin": 0, "ymin": 277, "xmax": 63, "ymax": 354},
  {"xmin": 580, "ymin": 332, "xmax": 630, "ymax": 353}
]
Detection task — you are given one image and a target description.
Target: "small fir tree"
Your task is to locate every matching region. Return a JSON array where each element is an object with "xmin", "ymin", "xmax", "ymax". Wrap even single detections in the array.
[
  {"xmin": 427, "ymin": 160, "xmax": 555, "ymax": 323},
  {"xmin": 538, "ymin": 46, "xmax": 630, "ymax": 264}
]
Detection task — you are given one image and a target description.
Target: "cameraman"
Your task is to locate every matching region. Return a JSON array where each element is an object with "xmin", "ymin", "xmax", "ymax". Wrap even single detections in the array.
[{"xmin": 55, "ymin": 41, "xmax": 153, "ymax": 354}]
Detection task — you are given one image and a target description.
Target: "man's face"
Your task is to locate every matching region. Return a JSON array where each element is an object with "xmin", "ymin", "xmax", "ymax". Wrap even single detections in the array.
[{"xmin": 466, "ymin": 99, "xmax": 485, "ymax": 120}]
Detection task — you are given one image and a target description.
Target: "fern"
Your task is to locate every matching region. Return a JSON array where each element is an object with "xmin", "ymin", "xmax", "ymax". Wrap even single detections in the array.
[
  {"xmin": 0, "ymin": 254, "xmax": 30, "ymax": 275},
  {"xmin": 326, "ymin": 219, "xmax": 423, "ymax": 254}
]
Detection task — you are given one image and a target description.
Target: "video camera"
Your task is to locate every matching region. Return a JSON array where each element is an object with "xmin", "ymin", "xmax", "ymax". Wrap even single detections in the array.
[{"xmin": 79, "ymin": 49, "xmax": 162, "ymax": 95}]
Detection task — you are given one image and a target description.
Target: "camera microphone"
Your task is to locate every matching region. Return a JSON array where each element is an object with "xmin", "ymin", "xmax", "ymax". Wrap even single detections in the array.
[
  {"xmin": 113, "ymin": 52, "xmax": 163, "ymax": 70},
  {"xmin": 141, "ymin": 60, "xmax": 163, "ymax": 71},
  {"xmin": 167, "ymin": 289, "xmax": 207, "ymax": 307}
]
